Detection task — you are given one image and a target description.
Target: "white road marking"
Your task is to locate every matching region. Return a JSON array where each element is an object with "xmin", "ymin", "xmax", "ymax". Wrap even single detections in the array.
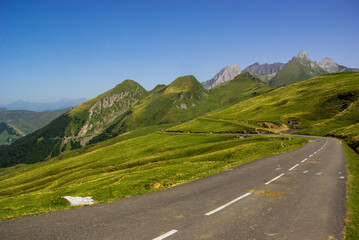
[
  {"xmin": 289, "ymin": 164, "xmax": 299, "ymax": 171},
  {"xmin": 301, "ymin": 158, "xmax": 308, "ymax": 163},
  {"xmin": 303, "ymin": 170, "xmax": 309, "ymax": 174},
  {"xmin": 275, "ymin": 167, "xmax": 281, "ymax": 171},
  {"xmin": 309, "ymin": 154, "xmax": 313, "ymax": 158},
  {"xmin": 265, "ymin": 173, "xmax": 285, "ymax": 185},
  {"xmin": 339, "ymin": 176, "xmax": 345, "ymax": 179},
  {"xmin": 205, "ymin": 192, "xmax": 252, "ymax": 216},
  {"xmin": 316, "ymin": 172, "xmax": 322, "ymax": 176},
  {"xmin": 152, "ymin": 230, "xmax": 178, "ymax": 240}
]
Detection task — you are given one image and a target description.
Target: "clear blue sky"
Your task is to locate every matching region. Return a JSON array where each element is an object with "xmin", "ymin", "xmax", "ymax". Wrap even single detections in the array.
[{"xmin": 1, "ymin": 0, "xmax": 358, "ymax": 104}]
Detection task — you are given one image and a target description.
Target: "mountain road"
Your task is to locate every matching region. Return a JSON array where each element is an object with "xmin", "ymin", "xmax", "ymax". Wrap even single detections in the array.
[{"xmin": 0, "ymin": 136, "xmax": 347, "ymax": 239}]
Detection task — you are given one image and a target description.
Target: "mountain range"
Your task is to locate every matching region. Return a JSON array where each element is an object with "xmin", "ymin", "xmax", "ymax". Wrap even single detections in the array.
[
  {"xmin": 202, "ymin": 50, "xmax": 358, "ymax": 88},
  {"xmin": 0, "ymin": 50, "xmax": 358, "ymax": 168},
  {"xmin": 0, "ymin": 108, "xmax": 69, "ymax": 145},
  {"xmin": 0, "ymin": 98, "xmax": 88, "ymax": 112}
]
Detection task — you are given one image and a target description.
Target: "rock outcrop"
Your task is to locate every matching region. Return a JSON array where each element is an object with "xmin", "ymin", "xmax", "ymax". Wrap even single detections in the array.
[
  {"xmin": 244, "ymin": 62, "xmax": 286, "ymax": 75},
  {"xmin": 202, "ymin": 63, "xmax": 242, "ymax": 89}
]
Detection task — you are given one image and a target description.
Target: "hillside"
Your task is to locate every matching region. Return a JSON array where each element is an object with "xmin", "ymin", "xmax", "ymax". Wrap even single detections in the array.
[
  {"xmin": 0, "ymin": 80, "xmax": 148, "ymax": 167},
  {"xmin": 269, "ymin": 51, "xmax": 328, "ymax": 86},
  {"xmin": 0, "ymin": 122, "xmax": 24, "ymax": 145},
  {"xmin": 0, "ymin": 73, "xmax": 275, "ymax": 167},
  {"xmin": 91, "ymin": 73, "xmax": 275, "ymax": 144},
  {"xmin": 125, "ymin": 75, "xmax": 209, "ymax": 128},
  {"xmin": 0, "ymin": 128, "xmax": 307, "ymax": 220},
  {"xmin": 169, "ymin": 72, "xmax": 359, "ymax": 151},
  {"xmin": 0, "ymin": 108, "xmax": 69, "ymax": 135}
]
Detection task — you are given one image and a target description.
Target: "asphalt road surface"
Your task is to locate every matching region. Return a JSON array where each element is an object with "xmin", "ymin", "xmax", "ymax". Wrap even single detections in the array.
[{"xmin": 0, "ymin": 136, "xmax": 347, "ymax": 240}]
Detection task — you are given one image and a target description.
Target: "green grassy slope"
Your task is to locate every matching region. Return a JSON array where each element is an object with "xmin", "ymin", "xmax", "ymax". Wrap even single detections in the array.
[
  {"xmin": 170, "ymin": 72, "xmax": 359, "ymax": 150},
  {"xmin": 270, "ymin": 57, "xmax": 327, "ymax": 87},
  {"xmin": 0, "ymin": 80, "xmax": 148, "ymax": 167},
  {"xmin": 124, "ymin": 75, "xmax": 209, "ymax": 129},
  {"xmin": 0, "ymin": 73, "xmax": 274, "ymax": 167},
  {"xmin": 0, "ymin": 123, "xmax": 24, "ymax": 145},
  {"xmin": 95, "ymin": 73, "xmax": 275, "ymax": 141},
  {"xmin": 125, "ymin": 73, "xmax": 275, "ymax": 129},
  {"xmin": 0, "ymin": 108, "xmax": 69, "ymax": 135},
  {"xmin": 208, "ymin": 72, "xmax": 276, "ymax": 109},
  {"xmin": 0, "ymin": 132, "xmax": 308, "ymax": 220},
  {"xmin": 343, "ymin": 143, "xmax": 359, "ymax": 239},
  {"xmin": 0, "ymin": 108, "xmax": 69, "ymax": 146}
]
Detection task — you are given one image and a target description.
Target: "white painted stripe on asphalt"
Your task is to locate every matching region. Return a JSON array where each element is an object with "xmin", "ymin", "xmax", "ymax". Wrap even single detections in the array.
[
  {"xmin": 152, "ymin": 230, "xmax": 178, "ymax": 240},
  {"xmin": 265, "ymin": 173, "xmax": 285, "ymax": 185},
  {"xmin": 301, "ymin": 158, "xmax": 308, "ymax": 163},
  {"xmin": 289, "ymin": 164, "xmax": 299, "ymax": 171},
  {"xmin": 205, "ymin": 192, "xmax": 252, "ymax": 216},
  {"xmin": 309, "ymin": 154, "xmax": 313, "ymax": 158}
]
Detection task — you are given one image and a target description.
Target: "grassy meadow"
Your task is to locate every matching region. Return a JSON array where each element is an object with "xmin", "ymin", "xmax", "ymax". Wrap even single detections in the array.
[
  {"xmin": 344, "ymin": 142, "xmax": 359, "ymax": 240},
  {"xmin": 169, "ymin": 72, "xmax": 359, "ymax": 150},
  {"xmin": 0, "ymin": 131, "xmax": 308, "ymax": 220}
]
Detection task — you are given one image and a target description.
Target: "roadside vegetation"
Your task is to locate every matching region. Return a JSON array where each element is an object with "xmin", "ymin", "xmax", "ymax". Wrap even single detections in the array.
[
  {"xmin": 344, "ymin": 143, "xmax": 359, "ymax": 239},
  {"xmin": 169, "ymin": 72, "xmax": 359, "ymax": 238},
  {"xmin": 0, "ymin": 133, "xmax": 308, "ymax": 220}
]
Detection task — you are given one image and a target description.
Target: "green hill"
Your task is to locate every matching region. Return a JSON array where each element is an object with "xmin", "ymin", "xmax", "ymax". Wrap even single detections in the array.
[
  {"xmin": 170, "ymin": 72, "xmax": 359, "ymax": 151},
  {"xmin": 0, "ymin": 80, "xmax": 148, "ymax": 167},
  {"xmin": 0, "ymin": 122, "xmax": 24, "ymax": 145},
  {"xmin": 124, "ymin": 75, "xmax": 209, "ymax": 129},
  {"xmin": 270, "ymin": 57, "xmax": 327, "ymax": 87},
  {"xmin": 0, "ymin": 108, "xmax": 68, "ymax": 145},
  {"xmin": 90, "ymin": 73, "xmax": 275, "ymax": 143}
]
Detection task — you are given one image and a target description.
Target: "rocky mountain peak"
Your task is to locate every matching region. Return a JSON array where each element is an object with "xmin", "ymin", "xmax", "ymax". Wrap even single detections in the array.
[
  {"xmin": 202, "ymin": 63, "xmax": 242, "ymax": 89},
  {"xmin": 297, "ymin": 50, "xmax": 310, "ymax": 61},
  {"xmin": 318, "ymin": 57, "xmax": 339, "ymax": 73},
  {"xmin": 244, "ymin": 62, "xmax": 286, "ymax": 75}
]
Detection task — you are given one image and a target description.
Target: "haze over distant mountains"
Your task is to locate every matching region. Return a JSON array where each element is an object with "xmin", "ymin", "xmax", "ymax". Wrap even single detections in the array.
[{"xmin": 0, "ymin": 98, "xmax": 88, "ymax": 112}]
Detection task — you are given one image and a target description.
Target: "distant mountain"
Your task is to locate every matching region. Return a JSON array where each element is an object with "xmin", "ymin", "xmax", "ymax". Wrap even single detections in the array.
[
  {"xmin": 0, "ymin": 98, "xmax": 88, "ymax": 112},
  {"xmin": 244, "ymin": 62, "xmax": 286, "ymax": 75},
  {"xmin": 0, "ymin": 108, "xmax": 69, "ymax": 135},
  {"xmin": 0, "ymin": 73, "xmax": 276, "ymax": 167},
  {"xmin": 202, "ymin": 63, "xmax": 242, "ymax": 89},
  {"xmin": 269, "ymin": 50, "xmax": 359, "ymax": 87},
  {"xmin": 318, "ymin": 57, "xmax": 358, "ymax": 73},
  {"xmin": 170, "ymin": 72, "xmax": 359, "ymax": 152},
  {"xmin": 0, "ymin": 80, "xmax": 148, "ymax": 167},
  {"xmin": 269, "ymin": 50, "xmax": 328, "ymax": 86},
  {"xmin": 0, "ymin": 122, "xmax": 24, "ymax": 145}
]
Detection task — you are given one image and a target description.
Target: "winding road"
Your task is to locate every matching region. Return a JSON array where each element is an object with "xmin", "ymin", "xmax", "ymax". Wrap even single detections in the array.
[{"xmin": 0, "ymin": 136, "xmax": 347, "ymax": 239}]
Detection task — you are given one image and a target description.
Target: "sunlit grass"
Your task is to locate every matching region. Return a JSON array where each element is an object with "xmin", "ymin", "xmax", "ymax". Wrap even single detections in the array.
[{"xmin": 0, "ymin": 133, "xmax": 308, "ymax": 220}]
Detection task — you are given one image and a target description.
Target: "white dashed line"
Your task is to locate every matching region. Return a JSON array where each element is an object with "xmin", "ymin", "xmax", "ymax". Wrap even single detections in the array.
[
  {"xmin": 265, "ymin": 173, "xmax": 285, "ymax": 185},
  {"xmin": 309, "ymin": 154, "xmax": 313, "ymax": 158},
  {"xmin": 289, "ymin": 164, "xmax": 299, "ymax": 171},
  {"xmin": 301, "ymin": 158, "xmax": 308, "ymax": 163},
  {"xmin": 205, "ymin": 192, "xmax": 252, "ymax": 216},
  {"xmin": 303, "ymin": 170, "xmax": 309, "ymax": 174},
  {"xmin": 152, "ymin": 230, "xmax": 178, "ymax": 240},
  {"xmin": 316, "ymin": 172, "xmax": 322, "ymax": 176}
]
